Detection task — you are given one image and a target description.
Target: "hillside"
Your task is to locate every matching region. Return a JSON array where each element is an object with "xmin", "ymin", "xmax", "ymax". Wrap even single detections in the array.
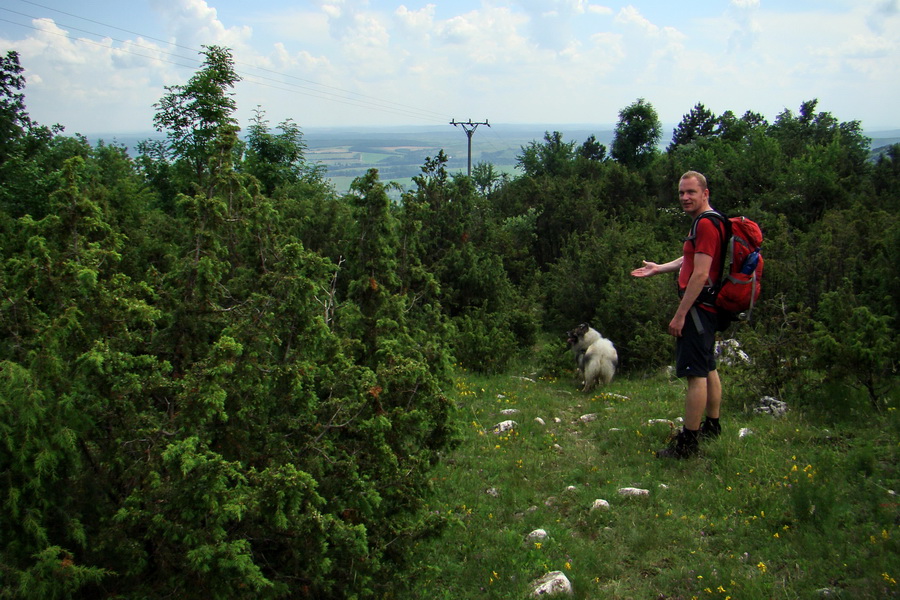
[{"xmin": 400, "ymin": 358, "xmax": 900, "ymax": 599}]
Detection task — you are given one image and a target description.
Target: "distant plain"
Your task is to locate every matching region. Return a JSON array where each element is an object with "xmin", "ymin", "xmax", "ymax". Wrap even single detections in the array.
[{"xmin": 86, "ymin": 125, "xmax": 900, "ymax": 195}]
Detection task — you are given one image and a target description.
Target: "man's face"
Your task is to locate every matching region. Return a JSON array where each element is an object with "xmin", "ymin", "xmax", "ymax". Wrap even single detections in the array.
[{"xmin": 678, "ymin": 177, "xmax": 709, "ymax": 216}]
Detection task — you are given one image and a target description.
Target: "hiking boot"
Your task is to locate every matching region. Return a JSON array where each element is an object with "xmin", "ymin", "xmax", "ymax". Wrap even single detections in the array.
[
  {"xmin": 656, "ymin": 429, "xmax": 699, "ymax": 459},
  {"xmin": 699, "ymin": 418, "xmax": 721, "ymax": 440}
]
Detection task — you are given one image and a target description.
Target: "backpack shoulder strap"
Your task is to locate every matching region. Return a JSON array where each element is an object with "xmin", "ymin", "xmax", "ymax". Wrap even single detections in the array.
[
  {"xmin": 687, "ymin": 210, "xmax": 728, "ymax": 242},
  {"xmin": 686, "ymin": 209, "xmax": 730, "ymax": 291}
]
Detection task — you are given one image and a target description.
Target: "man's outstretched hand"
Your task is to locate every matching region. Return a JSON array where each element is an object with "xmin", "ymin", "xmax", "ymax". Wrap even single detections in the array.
[{"xmin": 631, "ymin": 261, "xmax": 659, "ymax": 278}]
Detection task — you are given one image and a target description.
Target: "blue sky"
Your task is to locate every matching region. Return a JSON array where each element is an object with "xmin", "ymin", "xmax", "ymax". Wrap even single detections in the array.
[{"xmin": 0, "ymin": 0, "xmax": 897, "ymax": 134}]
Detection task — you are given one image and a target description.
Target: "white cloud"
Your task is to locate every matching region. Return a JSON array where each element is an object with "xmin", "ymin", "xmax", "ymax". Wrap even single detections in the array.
[
  {"xmin": 587, "ymin": 4, "xmax": 614, "ymax": 16},
  {"xmin": 263, "ymin": 11, "xmax": 331, "ymax": 47},
  {"xmin": 149, "ymin": 0, "xmax": 251, "ymax": 50},
  {"xmin": 322, "ymin": 4, "xmax": 342, "ymax": 20},
  {"xmin": 435, "ymin": 6, "xmax": 530, "ymax": 58},
  {"xmin": 7, "ymin": 18, "xmax": 169, "ymax": 132},
  {"xmin": 614, "ymin": 6, "xmax": 659, "ymax": 35},
  {"xmin": 726, "ymin": 10, "xmax": 760, "ymax": 53},
  {"xmin": 827, "ymin": 34, "xmax": 894, "ymax": 59},
  {"xmin": 395, "ymin": 4, "xmax": 436, "ymax": 32},
  {"xmin": 1, "ymin": 0, "xmax": 897, "ymax": 132}
]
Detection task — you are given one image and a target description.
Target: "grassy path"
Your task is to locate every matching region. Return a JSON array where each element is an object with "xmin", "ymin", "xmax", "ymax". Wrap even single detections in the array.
[{"xmin": 401, "ymin": 367, "xmax": 899, "ymax": 599}]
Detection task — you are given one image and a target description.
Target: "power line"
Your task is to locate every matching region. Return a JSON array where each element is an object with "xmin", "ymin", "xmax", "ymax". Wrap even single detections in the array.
[
  {"xmin": 2, "ymin": 2, "xmax": 453, "ymax": 124},
  {"xmin": 0, "ymin": 16, "xmax": 204, "ymax": 71},
  {"xmin": 16, "ymin": 0, "xmax": 451, "ymax": 122},
  {"xmin": 1, "ymin": 8, "xmax": 447, "ymax": 123}
]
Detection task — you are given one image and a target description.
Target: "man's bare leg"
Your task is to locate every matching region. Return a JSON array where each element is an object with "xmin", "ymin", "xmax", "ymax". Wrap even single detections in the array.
[
  {"xmin": 706, "ymin": 369, "xmax": 721, "ymax": 419},
  {"xmin": 684, "ymin": 376, "xmax": 707, "ymax": 430}
]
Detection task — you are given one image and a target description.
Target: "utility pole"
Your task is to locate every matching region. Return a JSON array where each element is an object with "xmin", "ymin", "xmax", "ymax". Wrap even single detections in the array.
[{"xmin": 450, "ymin": 118, "xmax": 490, "ymax": 177}]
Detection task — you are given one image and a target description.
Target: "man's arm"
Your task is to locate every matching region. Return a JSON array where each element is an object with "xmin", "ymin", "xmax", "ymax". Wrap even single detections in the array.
[
  {"xmin": 668, "ymin": 252, "xmax": 713, "ymax": 337},
  {"xmin": 631, "ymin": 257, "xmax": 683, "ymax": 278}
]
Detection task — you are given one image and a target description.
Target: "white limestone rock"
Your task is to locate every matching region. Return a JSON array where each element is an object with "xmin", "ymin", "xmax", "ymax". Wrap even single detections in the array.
[
  {"xmin": 525, "ymin": 528, "xmax": 549, "ymax": 543},
  {"xmin": 492, "ymin": 420, "xmax": 518, "ymax": 434},
  {"xmin": 617, "ymin": 487, "xmax": 649, "ymax": 497},
  {"xmin": 529, "ymin": 571, "xmax": 573, "ymax": 597},
  {"xmin": 591, "ymin": 499, "xmax": 611, "ymax": 511},
  {"xmin": 754, "ymin": 396, "xmax": 787, "ymax": 417}
]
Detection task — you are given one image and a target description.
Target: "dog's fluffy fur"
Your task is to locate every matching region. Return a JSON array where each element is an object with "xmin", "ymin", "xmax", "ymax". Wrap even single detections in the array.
[{"xmin": 567, "ymin": 323, "xmax": 618, "ymax": 392}]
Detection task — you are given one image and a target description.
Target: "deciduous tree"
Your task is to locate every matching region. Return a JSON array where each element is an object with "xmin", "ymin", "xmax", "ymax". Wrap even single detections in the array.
[
  {"xmin": 611, "ymin": 98, "xmax": 662, "ymax": 169},
  {"xmin": 153, "ymin": 45, "xmax": 240, "ymax": 190}
]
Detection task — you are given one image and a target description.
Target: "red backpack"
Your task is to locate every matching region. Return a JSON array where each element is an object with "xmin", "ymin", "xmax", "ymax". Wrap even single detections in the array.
[{"xmin": 689, "ymin": 211, "xmax": 764, "ymax": 321}]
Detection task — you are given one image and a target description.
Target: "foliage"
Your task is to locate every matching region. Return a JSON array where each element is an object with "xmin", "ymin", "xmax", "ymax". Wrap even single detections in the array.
[
  {"xmin": 720, "ymin": 297, "xmax": 820, "ymax": 406},
  {"xmin": 541, "ymin": 223, "xmax": 673, "ymax": 370},
  {"xmin": 0, "ymin": 51, "xmax": 67, "ymax": 220},
  {"xmin": 517, "ymin": 131, "xmax": 578, "ymax": 178},
  {"xmin": 0, "ymin": 49, "xmax": 457, "ymax": 600},
  {"xmin": 450, "ymin": 306, "xmax": 519, "ymax": 374},
  {"xmin": 242, "ymin": 107, "xmax": 323, "ymax": 196},
  {"xmin": 611, "ymin": 98, "xmax": 662, "ymax": 169},
  {"xmin": 471, "ymin": 161, "xmax": 508, "ymax": 197},
  {"xmin": 153, "ymin": 45, "xmax": 240, "ymax": 190},
  {"xmin": 0, "ymin": 50, "xmax": 31, "ymax": 163},
  {"xmin": 872, "ymin": 144, "xmax": 900, "ymax": 208},
  {"xmin": 400, "ymin": 151, "xmax": 536, "ymax": 372},
  {"xmin": 811, "ymin": 284, "xmax": 898, "ymax": 411},
  {"xmin": 668, "ymin": 102, "xmax": 718, "ymax": 151}
]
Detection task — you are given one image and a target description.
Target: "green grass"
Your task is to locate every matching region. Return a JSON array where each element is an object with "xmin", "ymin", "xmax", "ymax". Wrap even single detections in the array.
[{"xmin": 399, "ymin": 363, "xmax": 900, "ymax": 599}]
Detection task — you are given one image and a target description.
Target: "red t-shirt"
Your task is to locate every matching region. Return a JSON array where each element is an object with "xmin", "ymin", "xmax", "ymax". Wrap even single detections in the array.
[{"xmin": 679, "ymin": 215, "xmax": 724, "ymax": 293}]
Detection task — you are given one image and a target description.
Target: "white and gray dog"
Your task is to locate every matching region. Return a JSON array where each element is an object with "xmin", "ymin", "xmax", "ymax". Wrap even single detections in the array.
[{"xmin": 566, "ymin": 323, "xmax": 618, "ymax": 392}]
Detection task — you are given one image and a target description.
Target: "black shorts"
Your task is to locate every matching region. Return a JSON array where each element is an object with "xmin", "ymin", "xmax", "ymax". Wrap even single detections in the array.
[{"xmin": 675, "ymin": 307, "xmax": 717, "ymax": 378}]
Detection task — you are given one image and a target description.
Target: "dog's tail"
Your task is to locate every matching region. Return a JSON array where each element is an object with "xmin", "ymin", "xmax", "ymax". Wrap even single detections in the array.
[{"xmin": 582, "ymin": 342, "xmax": 617, "ymax": 391}]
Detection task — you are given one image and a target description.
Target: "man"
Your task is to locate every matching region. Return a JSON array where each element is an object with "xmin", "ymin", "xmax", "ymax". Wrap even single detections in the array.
[{"xmin": 631, "ymin": 171, "xmax": 724, "ymax": 458}]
